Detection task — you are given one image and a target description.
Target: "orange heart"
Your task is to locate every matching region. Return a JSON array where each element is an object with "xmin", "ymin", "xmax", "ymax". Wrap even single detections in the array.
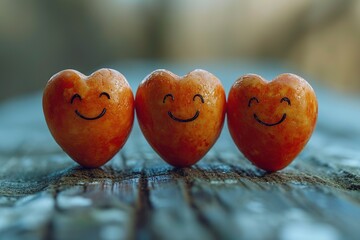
[
  {"xmin": 135, "ymin": 69, "xmax": 226, "ymax": 167},
  {"xmin": 43, "ymin": 69, "xmax": 134, "ymax": 168},
  {"xmin": 227, "ymin": 73, "xmax": 318, "ymax": 171}
]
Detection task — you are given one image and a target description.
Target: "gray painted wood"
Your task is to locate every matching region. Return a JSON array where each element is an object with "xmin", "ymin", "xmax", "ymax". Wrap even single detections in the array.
[{"xmin": 1, "ymin": 62, "xmax": 360, "ymax": 240}]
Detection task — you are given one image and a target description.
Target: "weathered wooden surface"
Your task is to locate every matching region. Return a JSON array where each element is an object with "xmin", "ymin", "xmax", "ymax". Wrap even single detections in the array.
[{"xmin": 1, "ymin": 62, "xmax": 360, "ymax": 240}]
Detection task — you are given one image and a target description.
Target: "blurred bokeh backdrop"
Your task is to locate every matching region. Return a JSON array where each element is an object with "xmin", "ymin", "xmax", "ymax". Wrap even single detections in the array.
[{"xmin": 1, "ymin": 0, "xmax": 360, "ymax": 101}]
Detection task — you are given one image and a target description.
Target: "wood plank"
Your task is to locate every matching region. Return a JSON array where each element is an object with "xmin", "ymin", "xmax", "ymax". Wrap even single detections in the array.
[{"xmin": 0, "ymin": 63, "xmax": 360, "ymax": 239}]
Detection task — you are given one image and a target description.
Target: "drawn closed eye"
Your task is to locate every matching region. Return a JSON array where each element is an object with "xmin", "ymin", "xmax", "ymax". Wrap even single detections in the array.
[
  {"xmin": 71, "ymin": 94, "xmax": 82, "ymax": 104},
  {"xmin": 163, "ymin": 93, "xmax": 174, "ymax": 103},
  {"xmin": 99, "ymin": 92, "xmax": 110, "ymax": 99},
  {"xmin": 280, "ymin": 97, "xmax": 291, "ymax": 105},
  {"xmin": 248, "ymin": 97, "xmax": 259, "ymax": 107},
  {"xmin": 193, "ymin": 94, "xmax": 204, "ymax": 103}
]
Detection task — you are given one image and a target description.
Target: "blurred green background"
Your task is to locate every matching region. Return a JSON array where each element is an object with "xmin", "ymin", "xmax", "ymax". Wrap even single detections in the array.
[{"xmin": 1, "ymin": 0, "xmax": 360, "ymax": 102}]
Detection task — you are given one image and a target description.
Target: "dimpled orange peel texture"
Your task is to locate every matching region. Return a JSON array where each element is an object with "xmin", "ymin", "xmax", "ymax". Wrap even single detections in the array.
[
  {"xmin": 43, "ymin": 69, "xmax": 134, "ymax": 168},
  {"xmin": 135, "ymin": 69, "xmax": 226, "ymax": 167},
  {"xmin": 227, "ymin": 73, "xmax": 318, "ymax": 172}
]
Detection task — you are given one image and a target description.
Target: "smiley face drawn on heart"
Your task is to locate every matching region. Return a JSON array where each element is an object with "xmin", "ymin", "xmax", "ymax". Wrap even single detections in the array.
[
  {"xmin": 42, "ymin": 68, "xmax": 134, "ymax": 168},
  {"xmin": 135, "ymin": 69, "xmax": 226, "ymax": 167},
  {"xmin": 71, "ymin": 92, "xmax": 110, "ymax": 120},
  {"xmin": 163, "ymin": 93, "xmax": 204, "ymax": 122},
  {"xmin": 248, "ymin": 96, "xmax": 291, "ymax": 127},
  {"xmin": 227, "ymin": 73, "xmax": 318, "ymax": 172}
]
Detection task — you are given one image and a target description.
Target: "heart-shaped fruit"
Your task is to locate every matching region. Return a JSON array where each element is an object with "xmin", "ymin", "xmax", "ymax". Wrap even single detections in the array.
[
  {"xmin": 43, "ymin": 68, "xmax": 134, "ymax": 168},
  {"xmin": 135, "ymin": 69, "xmax": 226, "ymax": 167},
  {"xmin": 227, "ymin": 73, "xmax": 318, "ymax": 172}
]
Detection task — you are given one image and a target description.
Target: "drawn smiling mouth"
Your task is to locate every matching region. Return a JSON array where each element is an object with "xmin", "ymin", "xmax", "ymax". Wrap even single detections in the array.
[
  {"xmin": 75, "ymin": 108, "xmax": 107, "ymax": 120},
  {"xmin": 253, "ymin": 113, "xmax": 287, "ymax": 127},
  {"xmin": 168, "ymin": 110, "xmax": 200, "ymax": 123}
]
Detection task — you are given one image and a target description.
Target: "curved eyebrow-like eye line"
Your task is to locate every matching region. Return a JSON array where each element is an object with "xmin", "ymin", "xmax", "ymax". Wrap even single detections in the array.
[
  {"xmin": 71, "ymin": 94, "xmax": 82, "ymax": 104},
  {"xmin": 193, "ymin": 94, "xmax": 204, "ymax": 103},
  {"xmin": 248, "ymin": 97, "xmax": 259, "ymax": 107},
  {"xmin": 280, "ymin": 97, "xmax": 291, "ymax": 105},
  {"xmin": 163, "ymin": 93, "xmax": 174, "ymax": 103},
  {"xmin": 99, "ymin": 92, "xmax": 110, "ymax": 99}
]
